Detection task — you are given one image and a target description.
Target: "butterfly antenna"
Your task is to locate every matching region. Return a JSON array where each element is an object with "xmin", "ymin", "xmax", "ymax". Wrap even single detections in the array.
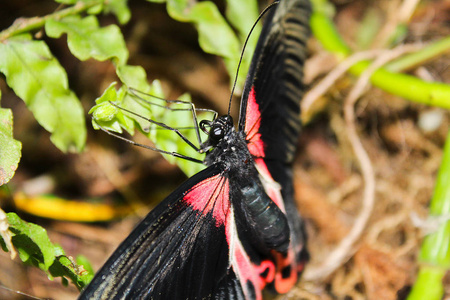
[
  {"xmin": 227, "ymin": 1, "xmax": 280, "ymax": 116},
  {"xmin": 93, "ymin": 120, "xmax": 204, "ymax": 164},
  {"xmin": 128, "ymin": 88, "xmax": 217, "ymax": 147}
]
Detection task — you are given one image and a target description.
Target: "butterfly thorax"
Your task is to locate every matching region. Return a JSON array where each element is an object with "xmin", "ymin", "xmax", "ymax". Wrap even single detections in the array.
[
  {"xmin": 202, "ymin": 115, "xmax": 253, "ymax": 171},
  {"xmin": 201, "ymin": 115, "xmax": 291, "ymax": 254}
]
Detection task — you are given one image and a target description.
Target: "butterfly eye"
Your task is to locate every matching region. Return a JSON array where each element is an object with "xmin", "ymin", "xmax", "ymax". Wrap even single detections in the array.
[{"xmin": 211, "ymin": 124, "xmax": 225, "ymax": 140}]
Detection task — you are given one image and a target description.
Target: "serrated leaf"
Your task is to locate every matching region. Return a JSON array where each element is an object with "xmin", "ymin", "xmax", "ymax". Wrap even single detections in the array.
[
  {"xmin": 117, "ymin": 65, "xmax": 153, "ymax": 93},
  {"xmin": 147, "ymin": 0, "xmax": 260, "ymax": 89},
  {"xmin": 168, "ymin": 1, "xmax": 240, "ymax": 59},
  {"xmin": 154, "ymin": 93, "xmax": 206, "ymax": 176},
  {"xmin": 49, "ymin": 255, "xmax": 93, "ymax": 289},
  {"xmin": 1, "ymin": 212, "xmax": 93, "ymax": 290},
  {"xmin": 90, "ymin": 82, "xmax": 134, "ymax": 134},
  {"xmin": 0, "ymin": 34, "xmax": 85, "ymax": 153},
  {"xmin": 0, "ymin": 108, "xmax": 22, "ymax": 186},
  {"xmin": 225, "ymin": 0, "xmax": 259, "ymax": 41},
  {"xmin": 116, "ymin": 65, "xmax": 166, "ymax": 130},
  {"xmin": 7, "ymin": 212, "xmax": 57, "ymax": 270},
  {"xmin": 91, "ymin": 74, "xmax": 209, "ymax": 176},
  {"xmin": 148, "ymin": 0, "xmax": 242, "ymax": 87},
  {"xmin": 45, "ymin": 15, "xmax": 128, "ymax": 65},
  {"xmin": 225, "ymin": 0, "xmax": 260, "ymax": 88},
  {"xmin": 105, "ymin": 0, "xmax": 131, "ymax": 24}
]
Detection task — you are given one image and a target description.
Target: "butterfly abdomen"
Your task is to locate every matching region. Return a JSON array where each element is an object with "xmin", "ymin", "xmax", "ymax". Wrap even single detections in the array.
[{"xmin": 236, "ymin": 178, "xmax": 290, "ymax": 253}]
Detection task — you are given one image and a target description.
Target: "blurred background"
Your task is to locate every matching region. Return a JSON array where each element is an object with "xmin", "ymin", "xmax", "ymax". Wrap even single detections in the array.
[{"xmin": 1, "ymin": 0, "xmax": 449, "ymax": 299}]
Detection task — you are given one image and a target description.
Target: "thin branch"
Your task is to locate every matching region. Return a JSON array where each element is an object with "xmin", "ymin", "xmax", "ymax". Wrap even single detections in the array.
[{"xmin": 0, "ymin": 0, "xmax": 101, "ymax": 41}]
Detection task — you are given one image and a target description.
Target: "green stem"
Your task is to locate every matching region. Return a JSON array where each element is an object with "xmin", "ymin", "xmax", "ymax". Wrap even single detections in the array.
[
  {"xmin": 407, "ymin": 266, "xmax": 446, "ymax": 300},
  {"xmin": 0, "ymin": 0, "xmax": 101, "ymax": 41},
  {"xmin": 310, "ymin": 10, "xmax": 350, "ymax": 58},
  {"xmin": 408, "ymin": 129, "xmax": 450, "ymax": 300},
  {"xmin": 310, "ymin": 0, "xmax": 450, "ymax": 109},
  {"xmin": 419, "ymin": 129, "xmax": 450, "ymax": 267},
  {"xmin": 350, "ymin": 61, "xmax": 450, "ymax": 109}
]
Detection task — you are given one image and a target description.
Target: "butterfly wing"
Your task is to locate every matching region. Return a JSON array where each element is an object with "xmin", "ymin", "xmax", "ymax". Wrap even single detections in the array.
[
  {"xmin": 238, "ymin": 0, "xmax": 311, "ymax": 164},
  {"xmin": 79, "ymin": 1, "xmax": 311, "ymax": 299},
  {"xmin": 237, "ymin": 0, "xmax": 312, "ymax": 294},
  {"xmin": 79, "ymin": 163, "xmax": 252, "ymax": 300}
]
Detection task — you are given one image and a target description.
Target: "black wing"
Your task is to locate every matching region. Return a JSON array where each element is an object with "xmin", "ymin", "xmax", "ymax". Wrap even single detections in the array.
[
  {"xmin": 78, "ymin": 163, "xmax": 248, "ymax": 300},
  {"xmin": 238, "ymin": 0, "xmax": 311, "ymax": 164},
  {"xmin": 236, "ymin": 0, "xmax": 311, "ymax": 293}
]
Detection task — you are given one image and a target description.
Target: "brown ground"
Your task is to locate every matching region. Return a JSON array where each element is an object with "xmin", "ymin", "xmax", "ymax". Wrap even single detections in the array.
[{"xmin": 0, "ymin": 0, "xmax": 449, "ymax": 299}]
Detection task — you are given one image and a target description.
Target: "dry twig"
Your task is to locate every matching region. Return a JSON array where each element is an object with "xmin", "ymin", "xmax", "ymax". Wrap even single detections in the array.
[{"xmin": 304, "ymin": 43, "xmax": 424, "ymax": 280}]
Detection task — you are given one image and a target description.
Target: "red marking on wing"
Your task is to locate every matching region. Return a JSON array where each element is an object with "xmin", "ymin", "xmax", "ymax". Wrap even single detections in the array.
[
  {"xmin": 255, "ymin": 260, "xmax": 276, "ymax": 289},
  {"xmin": 245, "ymin": 87, "xmax": 265, "ymax": 158},
  {"xmin": 225, "ymin": 209, "xmax": 263, "ymax": 300},
  {"xmin": 254, "ymin": 158, "xmax": 285, "ymax": 211},
  {"xmin": 272, "ymin": 249, "xmax": 298, "ymax": 294},
  {"xmin": 231, "ymin": 238, "xmax": 263, "ymax": 300},
  {"xmin": 184, "ymin": 175, "xmax": 230, "ymax": 226}
]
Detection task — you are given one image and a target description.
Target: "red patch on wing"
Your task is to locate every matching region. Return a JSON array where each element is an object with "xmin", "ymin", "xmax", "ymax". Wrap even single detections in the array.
[
  {"xmin": 184, "ymin": 175, "xmax": 230, "ymax": 226},
  {"xmin": 255, "ymin": 259, "xmax": 276, "ymax": 289},
  {"xmin": 272, "ymin": 249, "xmax": 298, "ymax": 294},
  {"xmin": 225, "ymin": 209, "xmax": 263, "ymax": 300},
  {"xmin": 245, "ymin": 87, "xmax": 265, "ymax": 158},
  {"xmin": 254, "ymin": 158, "xmax": 285, "ymax": 210}
]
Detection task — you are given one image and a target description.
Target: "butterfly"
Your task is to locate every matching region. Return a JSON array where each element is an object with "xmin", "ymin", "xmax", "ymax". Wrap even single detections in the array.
[{"xmin": 79, "ymin": 0, "xmax": 311, "ymax": 299}]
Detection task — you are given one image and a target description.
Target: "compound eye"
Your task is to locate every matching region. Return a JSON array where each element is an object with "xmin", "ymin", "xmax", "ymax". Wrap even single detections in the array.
[{"xmin": 211, "ymin": 124, "xmax": 224, "ymax": 140}]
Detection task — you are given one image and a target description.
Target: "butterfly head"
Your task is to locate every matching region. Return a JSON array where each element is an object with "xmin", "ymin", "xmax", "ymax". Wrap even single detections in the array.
[{"xmin": 199, "ymin": 115, "xmax": 234, "ymax": 153}]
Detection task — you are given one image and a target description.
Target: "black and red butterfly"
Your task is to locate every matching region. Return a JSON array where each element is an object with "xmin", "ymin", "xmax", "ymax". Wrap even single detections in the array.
[{"xmin": 79, "ymin": 0, "xmax": 311, "ymax": 299}]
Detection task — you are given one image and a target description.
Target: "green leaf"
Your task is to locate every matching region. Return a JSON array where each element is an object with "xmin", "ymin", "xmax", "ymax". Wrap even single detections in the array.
[
  {"xmin": 153, "ymin": 93, "xmax": 207, "ymax": 176},
  {"xmin": 54, "ymin": 0, "xmax": 77, "ymax": 4},
  {"xmin": 178, "ymin": 2, "xmax": 239, "ymax": 58},
  {"xmin": 0, "ymin": 108, "xmax": 22, "ymax": 186},
  {"xmin": 105, "ymin": 0, "xmax": 132, "ymax": 24},
  {"xmin": 90, "ymin": 81, "xmax": 134, "ymax": 134},
  {"xmin": 76, "ymin": 255, "xmax": 94, "ymax": 278},
  {"xmin": 91, "ymin": 64, "xmax": 164, "ymax": 136},
  {"xmin": 45, "ymin": 15, "xmax": 129, "ymax": 65},
  {"xmin": 149, "ymin": 0, "xmax": 241, "ymax": 86},
  {"xmin": 116, "ymin": 65, "xmax": 166, "ymax": 130},
  {"xmin": 49, "ymin": 254, "xmax": 93, "ymax": 289},
  {"xmin": 225, "ymin": 0, "xmax": 259, "ymax": 42},
  {"xmin": 0, "ymin": 213, "xmax": 93, "ymax": 290},
  {"xmin": 0, "ymin": 34, "xmax": 86, "ymax": 152},
  {"xmin": 116, "ymin": 64, "xmax": 153, "ymax": 93},
  {"xmin": 224, "ymin": 0, "xmax": 259, "ymax": 89},
  {"xmin": 7, "ymin": 212, "xmax": 58, "ymax": 270},
  {"xmin": 91, "ymin": 70, "xmax": 210, "ymax": 177}
]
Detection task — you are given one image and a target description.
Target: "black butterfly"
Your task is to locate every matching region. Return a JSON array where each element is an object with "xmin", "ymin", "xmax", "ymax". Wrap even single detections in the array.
[{"xmin": 79, "ymin": 0, "xmax": 311, "ymax": 299}]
